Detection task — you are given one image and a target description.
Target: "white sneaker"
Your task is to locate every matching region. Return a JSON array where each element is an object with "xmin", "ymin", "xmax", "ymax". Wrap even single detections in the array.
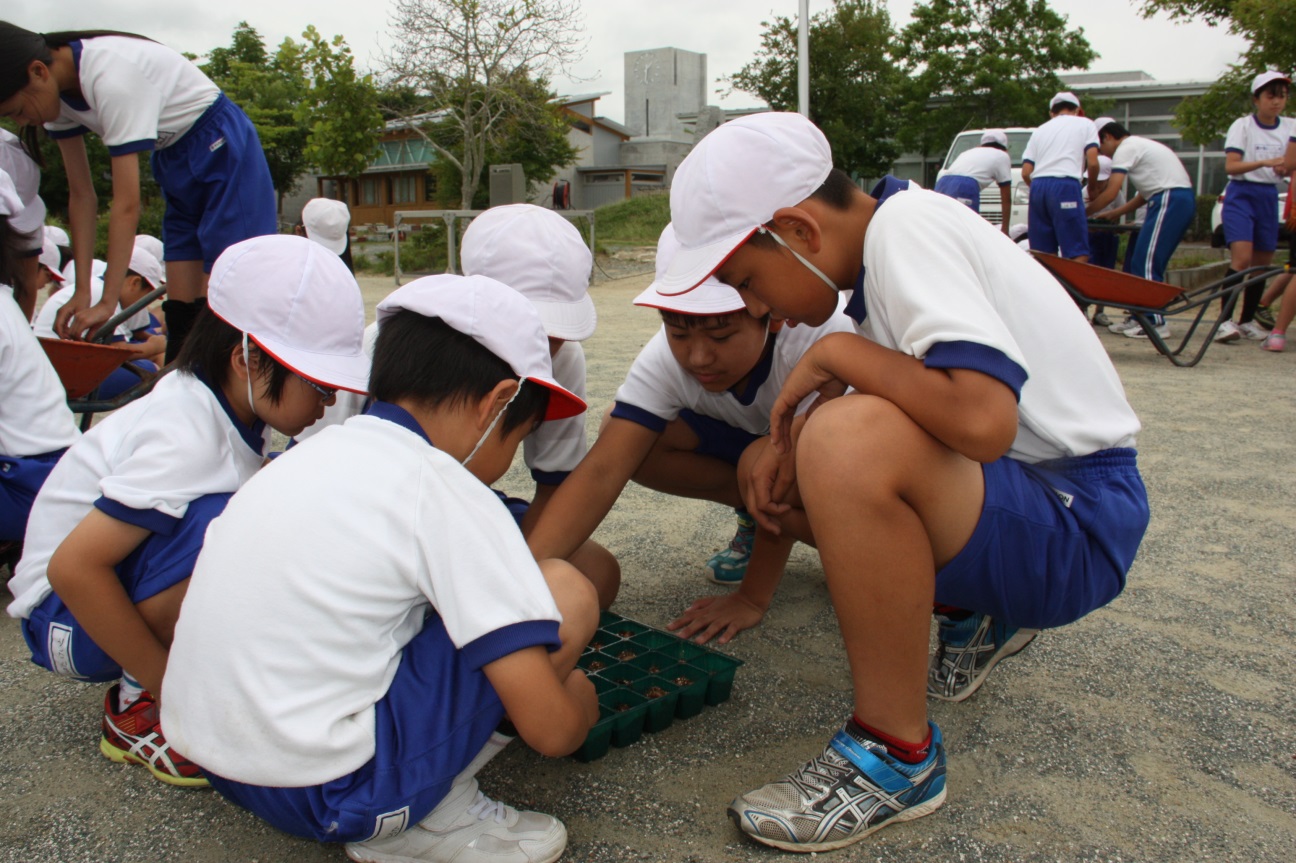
[
  {"xmin": 1238, "ymin": 321, "xmax": 1269, "ymax": 340},
  {"xmin": 1124, "ymin": 322, "xmax": 1170, "ymax": 339},
  {"xmin": 345, "ymin": 774, "xmax": 567, "ymax": 863},
  {"xmin": 1214, "ymin": 320, "xmax": 1242, "ymax": 342},
  {"xmin": 1108, "ymin": 315, "xmax": 1135, "ymax": 334}
]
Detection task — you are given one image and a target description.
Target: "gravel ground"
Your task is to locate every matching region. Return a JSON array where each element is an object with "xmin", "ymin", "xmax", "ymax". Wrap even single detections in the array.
[{"xmin": 2, "ymin": 263, "xmax": 1293, "ymax": 862}]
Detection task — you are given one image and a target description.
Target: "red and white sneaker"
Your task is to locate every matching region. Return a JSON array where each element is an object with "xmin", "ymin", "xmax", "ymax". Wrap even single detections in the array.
[{"xmin": 99, "ymin": 684, "xmax": 209, "ymax": 788}]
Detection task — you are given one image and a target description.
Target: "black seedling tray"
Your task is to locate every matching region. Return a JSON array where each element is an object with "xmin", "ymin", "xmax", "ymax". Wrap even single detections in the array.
[{"xmin": 572, "ymin": 611, "xmax": 743, "ymax": 761}]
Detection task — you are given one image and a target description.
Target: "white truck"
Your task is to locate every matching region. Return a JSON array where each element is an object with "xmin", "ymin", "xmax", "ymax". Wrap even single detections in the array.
[{"xmin": 935, "ymin": 127, "xmax": 1036, "ymax": 229}]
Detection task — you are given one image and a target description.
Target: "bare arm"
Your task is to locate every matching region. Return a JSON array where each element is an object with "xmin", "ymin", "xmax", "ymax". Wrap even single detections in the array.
[
  {"xmin": 525, "ymin": 417, "xmax": 659, "ymax": 562},
  {"xmin": 483, "ymin": 646, "xmax": 597, "ymax": 757},
  {"xmin": 999, "ymin": 184, "xmax": 1011, "ymax": 233},
  {"xmin": 1085, "ymin": 148, "xmax": 1100, "ymax": 200},
  {"xmin": 770, "ymin": 332, "xmax": 1018, "ymax": 465},
  {"xmin": 1226, "ymin": 150, "xmax": 1283, "ymax": 175},
  {"xmin": 46, "ymin": 510, "xmax": 163, "ymax": 694},
  {"xmin": 1086, "ymin": 173, "xmax": 1122, "ymax": 215},
  {"xmin": 55, "ymin": 136, "xmax": 97, "ymax": 338},
  {"xmin": 1021, "ymin": 162, "xmax": 1034, "ymax": 185},
  {"xmin": 1285, "ymin": 139, "xmax": 1296, "ymax": 174},
  {"xmin": 1096, "ymin": 192, "xmax": 1147, "ymax": 223}
]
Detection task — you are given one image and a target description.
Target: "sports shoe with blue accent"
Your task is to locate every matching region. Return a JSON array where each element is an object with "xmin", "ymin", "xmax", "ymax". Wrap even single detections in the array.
[
  {"xmin": 703, "ymin": 509, "xmax": 755, "ymax": 585},
  {"xmin": 728, "ymin": 722, "xmax": 946, "ymax": 852},
  {"xmin": 928, "ymin": 612, "xmax": 1038, "ymax": 702}
]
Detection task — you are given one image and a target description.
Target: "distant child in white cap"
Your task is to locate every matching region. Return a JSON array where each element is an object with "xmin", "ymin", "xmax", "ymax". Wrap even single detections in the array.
[
  {"xmin": 528, "ymin": 222, "xmax": 854, "ymax": 643},
  {"xmin": 1, "ymin": 165, "xmax": 80, "ymax": 543},
  {"xmin": 0, "ymin": 126, "xmax": 47, "ymax": 320},
  {"xmin": 8, "ymin": 234, "xmax": 369, "ymax": 789},
  {"xmin": 1212, "ymin": 70, "xmax": 1293, "ymax": 342},
  {"xmin": 161, "ymin": 273, "xmax": 595, "ymax": 863},
  {"xmin": 299, "ymin": 197, "xmax": 354, "ymax": 273},
  {"xmin": 657, "ymin": 111, "xmax": 1147, "ymax": 852},
  {"xmin": 933, "ymin": 128, "xmax": 1012, "ymax": 230},
  {"xmin": 459, "ymin": 203, "xmax": 620, "ymax": 606},
  {"xmin": 1021, "ymin": 91, "xmax": 1100, "ymax": 260}
]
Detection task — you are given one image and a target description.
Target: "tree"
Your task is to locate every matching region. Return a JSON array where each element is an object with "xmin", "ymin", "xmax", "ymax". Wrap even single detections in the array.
[
  {"xmin": 296, "ymin": 26, "xmax": 383, "ymax": 179},
  {"xmin": 727, "ymin": 0, "xmax": 906, "ymax": 179},
  {"xmin": 1139, "ymin": 0, "xmax": 1296, "ymax": 144},
  {"xmin": 895, "ymin": 0, "xmax": 1097, "ymax": 158},
  {"xmin": 384, "ymin": 0, "xmax": 586, "ymax": 208}
]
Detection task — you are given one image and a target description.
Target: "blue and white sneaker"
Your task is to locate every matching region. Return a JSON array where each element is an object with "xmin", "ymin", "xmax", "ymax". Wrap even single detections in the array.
[
  {"xmin": 728, "ymin": 722, "xmax": 946, "ymax": 852},
  {"xmin": 928, "ymin": 612, "xmax": 1038, "ymax": 702},
  {"xmin": 703, "ymin": 509, "xmax": 755, "ymax": 585}
]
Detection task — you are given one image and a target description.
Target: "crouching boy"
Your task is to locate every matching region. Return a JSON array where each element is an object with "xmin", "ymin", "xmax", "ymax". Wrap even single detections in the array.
[
  {"xmin": 160, "ymin": 274, "xmax": 600, "ymax": 863},
  {"xmin": 657, "ymin": 112, "xmax": 1149, "ymax": 852}
]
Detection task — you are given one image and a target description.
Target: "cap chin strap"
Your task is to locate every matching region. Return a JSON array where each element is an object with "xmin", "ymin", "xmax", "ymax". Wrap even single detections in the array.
[
  {"xmin": 462, "ymin": 383, "xmax": 523, "ymax": 466},
  {"xmin": 241, "ymin": 332, "xmax": 256, "ymax": 417},
  {"xmin": 757, "ymin": 226, "xmax": 841, "ymax": 295}
]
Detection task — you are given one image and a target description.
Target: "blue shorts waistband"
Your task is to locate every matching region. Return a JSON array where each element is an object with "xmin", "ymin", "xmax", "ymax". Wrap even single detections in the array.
[
  {"xmin": 1228, "ymin": 178, "xmax": 1282, "ymax": 188},
  {"xmin": 167, "ymin": 93, "xmax": 232, "ymax": 150},
  {"xmin": 1031, "ymin": 447, "xmax": 1138, "ymax": 479}
]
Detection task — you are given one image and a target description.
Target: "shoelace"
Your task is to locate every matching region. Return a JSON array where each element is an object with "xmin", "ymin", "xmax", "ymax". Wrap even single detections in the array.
[{"xmin": 466, "ymin": 790, "xmax": 508, "ymax": 823}]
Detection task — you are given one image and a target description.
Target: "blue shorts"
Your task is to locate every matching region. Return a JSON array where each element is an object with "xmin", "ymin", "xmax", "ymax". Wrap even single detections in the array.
[
  {"xmin": 1221, "ymin": 180, "xmax": 1280, "ymax": 252},
  {"xmin": 1128, "ymin": 188, "xmax": 1196, "ymax": 283},
  {"xmin": 0, "ymin": 449, "xmax": 67, "ymax": 541},
  {"xmin": 934, "ymin": 175, "xmax": 982, "ymax": 213},
  {"xmin": 678, "ymin": 410, "xmax": 762, "ymax": 466},
  {"xmin": 96, "ymin": 360, "xmax": 158, "ymax": 401},
  {"xmin": 21, "ymin": 493, "xmax": 232, "ymax": 681},
  {"xmin": 204, "ymin": 613, "xmax": 505, "ymax": 843},
  {"xmin": 1028, "ymin": 177, "xmax": 1090, "ymax": 259},
  {"xmin": 152, "ymin": 94, "xmax": 278, "ymax": 272},
  {"xmin": 935, "ymin": 448, "xmax": 1148, "ymax": 630},
  {"xmin": 1088, "ymin": 230, "xmax": 1119, "ymax": 270},
  {"xmin": 492, "ymin": 489, "xmax": 529, "ymax": 528}
]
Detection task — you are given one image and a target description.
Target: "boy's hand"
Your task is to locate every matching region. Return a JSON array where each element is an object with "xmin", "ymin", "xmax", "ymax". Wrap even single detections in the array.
[
  {"xmin": 745, "ymin": 442, "xmax": 794, "ymax": 534},
  {"xmin": 668, "ymin": 592, "xmax": 766, "ymax": 645},
  {"xmin": 770, "ymin": 344, "xmax": 843, "ymax": 455},
  {"xmin": 564, "ymin": 668, "xmax": 600, "ymax": 727}
]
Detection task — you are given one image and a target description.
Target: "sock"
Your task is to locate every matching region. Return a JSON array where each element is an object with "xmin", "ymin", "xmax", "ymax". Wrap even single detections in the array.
[
  {"xmin": 1222, "ymin": 268, "xmax": 1240, "ymax": 318},
  {"xmin": 1239, "ymin": 282, "xmax": 1264, "ymax": 325},
  {"xmin": 162, "ymin": 297, "xmax": 208, "ymax": 365},
  {"xmin": 848, "ymin": 716, "xmax": 933, "ymax": 765},
  {"xmin": 117, "ymin": 673, "xmax": 145, "ymax": 712}
]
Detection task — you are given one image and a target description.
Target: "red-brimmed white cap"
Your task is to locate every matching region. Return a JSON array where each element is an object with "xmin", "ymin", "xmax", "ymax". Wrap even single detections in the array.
[
  {"xmin": 376, "ymin": 273, "xmax": 587, "ymax": 421},
  {"xmin": 39, "ymin": 235, "xmax": 64, "ymax": 282},
  {"xmin": 980, "ymin": 129, "xmax": 1008, "ymax": 147},
  {"xmin": 128, "ymin": 245, "xmax": 164, "ymax": 291},
  {"xmin": 1252, "ymin": 70, "xmax": 1290, "ymax": 95},
  {"xmin": 135, "ymin": 234, "xmax": 164, "ymax": 264},
  {"xmin": 207, "ymin": 234, "xmax": 370, "ymax": 394},
  {"xmin": 461, "ymin": 204, "xmax": 596, "ymax": 341},
  {"xmin": 44, "ymin": 225, "xmax": 69, "ymax": 248},
  {"xmin": 302, "ymin": 198, "xmax": 350, "ymax": 256},
  {"xmin": 634, "ymin": 223, "xmax": 747, "ymax": 315},
  {"xmin": 1050, "ymin": 91, "xmax": 1080, "ymax": 110},
  {"xmin": 657, "ymin": 112, "xmax": 833, "ymax": 296}
]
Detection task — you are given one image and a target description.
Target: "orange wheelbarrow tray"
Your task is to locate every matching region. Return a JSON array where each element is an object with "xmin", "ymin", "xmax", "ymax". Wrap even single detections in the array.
[
  {"xmin": 38, "ymin": 338, "xmax": 142, "ymax": 399},
  {"xmin": 1032, "ymin": 253, "xmax": 1286, "ymax": 367}
]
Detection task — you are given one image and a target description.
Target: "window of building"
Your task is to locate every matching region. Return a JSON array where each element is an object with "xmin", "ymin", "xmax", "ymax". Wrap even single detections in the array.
[
  {"xmin": 394, "ymin": 175, "xmax": 417, "ymax": 203},
  {"xmin": 362, "ymin": 178, "xmax": 380, "ymax": 206},
  {"xmin": 424, "ymin": 174, "xmax": 438, "ymax": 202}
]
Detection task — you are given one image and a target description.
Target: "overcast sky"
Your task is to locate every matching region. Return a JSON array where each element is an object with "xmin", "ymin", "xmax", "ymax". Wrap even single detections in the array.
[{"xmin": 9, "ymin": 0, "xmax": 1251, "ymax": 122}]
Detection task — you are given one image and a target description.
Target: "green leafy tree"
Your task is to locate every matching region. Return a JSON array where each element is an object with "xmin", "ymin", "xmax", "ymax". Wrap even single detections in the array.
[
  {"xmin": 384, "ymin": 0, "xmax": 587, "ymax": 208},
  {"xmin": 727, "ymin": 0, "xmax": 905, "ymax": 179},
  {"xmin": 1139, "ymin": 0, "xmax": 1296, "ymax": 144},
  {"xmin": 895, "ymin": 0, "xmax": 1097, "ymax": 158},
  {"xmin": 296, "ymin": 26, "xmax": 383, "ymax": 179}
]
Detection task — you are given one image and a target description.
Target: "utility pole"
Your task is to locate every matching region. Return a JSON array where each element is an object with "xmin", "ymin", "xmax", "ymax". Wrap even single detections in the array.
[{"xmin": 797, "ymin": 0, "xmax": 810, "ymax": 117}]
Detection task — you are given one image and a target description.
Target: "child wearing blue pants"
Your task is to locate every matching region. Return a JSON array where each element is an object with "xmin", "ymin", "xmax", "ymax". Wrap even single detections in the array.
[{"xmin": 1022, "ymin": 92, "xmax": 1100, "ymax": 261}]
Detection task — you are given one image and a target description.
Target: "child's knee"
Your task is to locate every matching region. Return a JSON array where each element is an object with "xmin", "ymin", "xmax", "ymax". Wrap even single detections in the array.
[{"xmin": 539, "ymin": 558, "xmax": 599, "ymax": 638}]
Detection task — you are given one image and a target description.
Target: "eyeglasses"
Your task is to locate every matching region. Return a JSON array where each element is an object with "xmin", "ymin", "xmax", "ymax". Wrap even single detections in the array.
[{"xmin": 297, "ymin": 374, "xmax": 337, "ymax": 400}]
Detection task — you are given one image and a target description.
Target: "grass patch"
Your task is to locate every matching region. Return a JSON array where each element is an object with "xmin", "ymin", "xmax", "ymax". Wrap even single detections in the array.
[{"xmin": 592, "ymin": 192, "xmax": 670, "ymax": 249}]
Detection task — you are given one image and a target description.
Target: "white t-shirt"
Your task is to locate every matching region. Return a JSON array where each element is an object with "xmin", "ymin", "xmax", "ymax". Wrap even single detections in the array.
[
  {"xmin": 1110, "ymin": 136, "xmax": 1192, "ymax": 196},
  {"xmin": 1022, "ymin": 115, "xmax": 1099, "ymax": 180},
  {"xmin": 944, "ymin": 147, "xmax": 1012, "ymax": 189},
  {"xmin": 7, "ymin": 371, "xmax": 269, "ymax": 620},
  {"xmin": 612, "ymin": 308, "xmax": 856, "ymax": 433},
  {"xmin": 1090, "ymin": 156, "xmax": 1125, "ymax": 215},
  {"xmin": 161, "ymin": 407, "xmax": 563, "ymax": 787},
  {"xmin": 33, "ymin": 280, "xmax": 150, "ymax": 341},
  {"xmin": 44, "ymin": 36, "xmax": 221, "ymax": 155},
  {"xmin": 1224, "ymin": 114, "xmax": 1296, "ymax": 185},
  {"xmin": 0, "ymin": 287, "xmax": 79, "ymax": 459},
  {"xmin": 854, "ymin": 186, "xmax": 1140, "ymax": 463}
]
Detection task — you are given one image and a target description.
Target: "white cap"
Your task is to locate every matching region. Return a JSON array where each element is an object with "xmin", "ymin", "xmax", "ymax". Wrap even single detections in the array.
[
  {"xmin": 1251, "ymin": 70, "xmax": 1290, "ymax": 95},
  {"xmin": 1096, "ymin": 154, "xmax": 1113, "ymax": 183},
  {"xmin": 134, "ymin": 234, "xmax": 164, "ymax": 264},
  {"xmin": 0, "ymin": 168, "xmax": 21, "ymax": 219},
  {"xmin": 207, "ymin": 235, "xmax": 370, "ymax": 394},
  {"xmin": 634, "ymin": 223, "xmax": 747, "ymax": 315},
  {"xmin": 45, "ymin": 225, "xmax": 70, "ymax": 247},
  {"xmin": 980, "ymin": 129, "xmax": 1008, "ymax": 148},
  {"xmin": 1009, "ymin": 223, "xmax": 1028, "ymax": 241},
  {"xmin": 1092, "ymin": 117, "xmax": 1116, "ymax": 134},
  {"xmin": 460, "ymin": 204, "xmax": 596, "ymax": 341},
  {"xmin": 302, "ymin": 198, "xmax": 351, "ymax": 256},
  {"xmin": 1050, "ymin": 91, "xmax": 1081, "ymax": 110},
  {"xmin": 128, "ymin": 246, "xmax": 164, "ymax": 290},
  {"xmin": 0, "ymin": 129, "xmax": 45, "ymax": 238},
  {"xmin": 61, "ymin": 259, "xmax": 108, "ymax": 286},
  {"xmin": 660, "ymin": 112, "xmax": 832, "ymax": 296},
  {"xmin": 39, "ymin": 235, "xmax": 65, "ymax": 282},
  {"xmin": 376, "ymin": 273, "xmax": 587, "ymax": 421}
]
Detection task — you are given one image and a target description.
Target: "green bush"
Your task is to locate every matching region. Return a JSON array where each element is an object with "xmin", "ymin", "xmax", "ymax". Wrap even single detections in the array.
[
  {"xmin": 356, "ymin": 222, "xmax": 450, "ymax": 276},
  {"xmin": 593, "ymin": 192, "xmax": 670, "ymax": 248},
  {"xmin": 1187, "ymin": 194, "xmax": 1217, "ymax": 243},
  {"xmin": 93, "ymin": 197, "xmax": 166, "ymax": 258}
]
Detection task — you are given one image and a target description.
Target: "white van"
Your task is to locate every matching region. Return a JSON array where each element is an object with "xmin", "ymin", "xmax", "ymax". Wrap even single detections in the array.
[{"xmin": 935, "ymin": 127, "xmax": 1036, "ymax": 229}]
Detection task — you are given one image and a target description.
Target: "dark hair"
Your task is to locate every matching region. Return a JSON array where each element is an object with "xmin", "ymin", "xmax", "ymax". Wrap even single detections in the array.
[
  {"xmin": 1099, "ymin": 121, "xmax": 1129, "ymax": 140},
  {"xmin": 0, "ymin": 214, "xmax": 21, "ymax": 288},
  {"xmin": 746, "ymin": 168, "xmax": 857, "ymax": 251},
  {"xmin": 369, "ymin": 311, "xmax": 548, "ymax": 436},
  {"xmin": 659, "ymin": 309, "xmax": 770, "ymax": 330},
  {"xmin": 981, "ymin": 141, "xmax": 1008, "ymax": 152},
  {"xmin": 0, "ymin": 23, "xmax": 151, "ymax": 160},
  {"xmin": 174, "ymin": 303, "xmax": 292, "ymax": 403},
  {"xmin": 1050, "ymin": 100, "xmax": 1080, "ymax": 114},
  {"xmin": 1255, "ymin": 80, "xmax": 1290, "ymax": 100}
]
